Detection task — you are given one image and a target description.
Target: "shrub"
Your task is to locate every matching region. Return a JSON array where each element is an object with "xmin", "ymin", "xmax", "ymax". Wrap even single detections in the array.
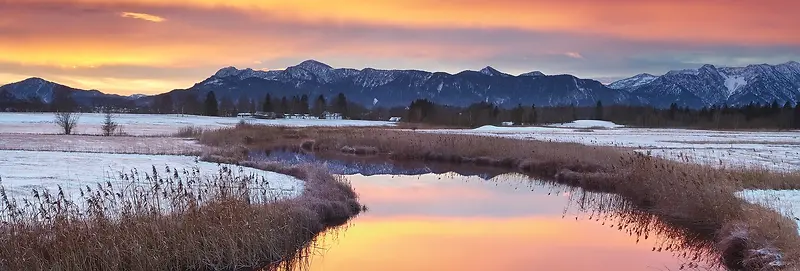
[
  {"xmin": 101, "ymin": 110, "xmax": 118, "ymax": 136},
  {"xmin": 174, "ymin": 126, "xmax": 204, "ymax": 138},
  {"xmin": 54, "ymin": 112, "xmax": 79, "ymax": 135}
]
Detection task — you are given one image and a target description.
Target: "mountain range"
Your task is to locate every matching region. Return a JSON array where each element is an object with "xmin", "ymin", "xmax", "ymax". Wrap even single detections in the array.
[
  {"xmin": 0, "ymin": 77, "xmax": 138, "ymax": 108},
  {"xmin": 1, "ymin": 60, "xmax": 799, "ymax": 110}
]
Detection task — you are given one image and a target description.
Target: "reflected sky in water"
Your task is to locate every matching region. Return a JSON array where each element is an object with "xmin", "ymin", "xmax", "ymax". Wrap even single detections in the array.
[{"xmin": 295, "ymin": 173, "xmax": 719, "ymax": 271}]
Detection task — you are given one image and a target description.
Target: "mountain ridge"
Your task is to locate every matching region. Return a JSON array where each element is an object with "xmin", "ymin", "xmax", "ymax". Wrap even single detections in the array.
[
  {"xmin": 3, "ymin": 60, "xmax": 799, "ymax": 110},
  {"xmin": 610, "ymin": 61, "xmax": 800, "ymax": 108},
  {"xmin": 179, "ymin": 59, "xmax": 636, "ymax": 108}
]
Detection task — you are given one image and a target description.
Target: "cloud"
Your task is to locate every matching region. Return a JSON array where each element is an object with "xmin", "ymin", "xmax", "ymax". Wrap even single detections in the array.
[
  {"xmin": 120, "ymin": 12, "xmax": 165, "ymax": 22},
  {"xmin": 1, "ymin": 0, "xmax": 799, "ymax": 95},
  {"xmin": 564, "ymin": 52, "xmax": 584, "ymax": 59}
]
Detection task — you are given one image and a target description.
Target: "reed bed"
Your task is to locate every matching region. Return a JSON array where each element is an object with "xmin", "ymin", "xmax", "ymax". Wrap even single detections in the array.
[
  {"xmin": 0, "ymin": 161, "xmax": 360, "ymax": 270},
  {"xmin": 199, "ymin": 125, "xmax": 800, "ymax": 270}
]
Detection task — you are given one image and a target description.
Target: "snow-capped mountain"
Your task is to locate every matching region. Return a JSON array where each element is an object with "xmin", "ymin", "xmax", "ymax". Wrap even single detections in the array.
[
  {"xmin": 607, "ymin": 73, "xmax": 657, "ymax": 90},
  {"xmin": 478, "ymin": 66, "xmax": 512, "ymax": 77},
  {"xmin": 519, "ymin": 71, "xmax": 546, "ymax": 77},
  {"xmin": 0, "ymin": 77, "xmax": 136, "ymax": 107},
  {"xmin": 611, "ymin": 62, "xmax": 800, "ymax": 108},
  {"xmin": 177, "ymin": 60, "xmax": 637, "ymax": 108}
]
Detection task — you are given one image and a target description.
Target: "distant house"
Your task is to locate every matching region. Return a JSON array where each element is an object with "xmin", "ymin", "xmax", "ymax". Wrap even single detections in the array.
[
  {"xmin": 285, "ymin": 114, "xmax": 314, "ymax": 119},
  {"xmin": 237, "ymin": 112, "xmax": 253, "ymax": 118},
  {"xmin": 389, "ymin": 116, "xmax": 402, "ymax": 122},
  {"xmin": 321, "ymin": 111, "xmax": 343, "ymax": 120}
]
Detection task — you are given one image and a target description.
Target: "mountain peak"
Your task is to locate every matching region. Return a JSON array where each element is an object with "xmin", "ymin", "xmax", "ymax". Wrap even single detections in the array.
[
  {"xmin": 214, "ymin": 66, "xmax": 241, "ymax": 78},
  {"xmin": 296, "ymin": 59, "xmax": 333, "ymax": 71},
  {"xmin": 700, "ymin": 64, "xmax": 717, "ymax": 71},
  {"xmin": 520, "ymin": 71, "xmax": 546, "ymax": 77},
  {"xmin": 21, "ymin": 77, "xmax": 47, "ymax": 83},
  {"xmin": 608, "ymin": 73, "xmax": 658, "ymax": 89},
  {"xmin": 479, "ymin": 66, "xmax": 509, "ymax": 77}
]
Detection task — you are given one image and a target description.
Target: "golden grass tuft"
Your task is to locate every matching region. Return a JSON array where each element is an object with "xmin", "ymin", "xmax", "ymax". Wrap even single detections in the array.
[{"xmin": 0, "ymin": 161, "xmax": 360, "ymax": 270}]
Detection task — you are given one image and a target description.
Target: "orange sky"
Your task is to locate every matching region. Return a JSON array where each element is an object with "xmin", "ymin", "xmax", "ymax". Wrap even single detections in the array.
[{"xmin": 2, "ymin": 0, "xmax": 799, "ymax": 94}]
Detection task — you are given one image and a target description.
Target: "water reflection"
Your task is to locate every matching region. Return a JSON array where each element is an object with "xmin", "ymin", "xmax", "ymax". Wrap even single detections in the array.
[
  {"xmin": 282, "ymin": 173, "xmax": 722, "ymax": 271},
  {"xmin": 251, "ymin": 150, "xmax": 503, "ymax": 179}
]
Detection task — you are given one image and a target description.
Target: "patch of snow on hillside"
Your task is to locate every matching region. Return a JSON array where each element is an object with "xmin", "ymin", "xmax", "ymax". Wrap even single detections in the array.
[
  {"xmin": 204, "ymin": 78, "xmax": 223, "ymax": 86},
  {"xmin": 608, "ymin": 74, "xmax": 657, "ymax": 89},
  {"xmin": 0, "ymin": 150, "xmax": 304, "ymax": 200},
  {"xmin": 722, "ymin": 73, "xmax": 748, "ymax": 97},
  {"xmin": 737, "ymin": 190, "xmax": 800, "ymax": 235}
]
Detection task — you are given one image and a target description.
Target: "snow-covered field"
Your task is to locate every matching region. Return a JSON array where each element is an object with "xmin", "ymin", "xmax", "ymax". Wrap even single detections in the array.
[
  {"xmin": 0, "ymin": 112, "xmax": 394, "ymax": 136},
  {"xmin": 737, "ymin": 190, "xmax": 800, "ymax": 235},
  {"xmin": 424, "ymin": 120, "xmax": 800, "ymax": 171},
  {"xmin": 0, "ymin": 134, "xmax": 202, "ymax": 154},
  {"xmin": 0, "ymin": 150, "xmax": 303, "ymax": 200}
]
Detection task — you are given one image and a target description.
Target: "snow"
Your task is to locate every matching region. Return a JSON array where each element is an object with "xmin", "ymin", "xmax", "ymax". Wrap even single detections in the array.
[
  {"xmin": 519, "ymin": 71, "xmax": 545, "ymax": 77},
  {"xmin": 0, "ymin": 134, "xmax": 202, "ymax": 154},
  {"xmin": 0, "ymin": 150, "xmax": 303, "ymax": 200},
  {"xmin": 473, "ymin": 125, "xmax": 560, "ymax": 133},
  {"xmin": 547, "ymin": 120, "xmax": 624, "ymax": 129},
  {"xmin": 203, "ymin": 78, "xmax": 223, "ymax": 86},
  {"xmin": 0, "ymin": 113, "xmax": 394, "ymax": 136},
  {"xmin": 737, "ymin": 190, "xmax": 800, "ymax": 235},
  {"xmin": 722, "ymin": 73, "xmax": 747, "ymax": 97},
  {"xmin": 607, "ymin": 73, "xmax": 657, "ymax": 89},
  {"xmin": 423, "ymin": 125, "xmax": 800, "ymax": 170}
]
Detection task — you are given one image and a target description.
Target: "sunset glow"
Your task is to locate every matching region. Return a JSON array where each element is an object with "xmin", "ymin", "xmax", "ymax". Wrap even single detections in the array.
[{"xmin": 3, "ymin": 0, "xmax": 799, "ymax": 94}]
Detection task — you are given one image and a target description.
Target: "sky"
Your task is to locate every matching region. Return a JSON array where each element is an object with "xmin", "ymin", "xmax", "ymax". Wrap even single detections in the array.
[{"xmin": 2, "ymin": 0, "xmax": 800, "ymax": 95}]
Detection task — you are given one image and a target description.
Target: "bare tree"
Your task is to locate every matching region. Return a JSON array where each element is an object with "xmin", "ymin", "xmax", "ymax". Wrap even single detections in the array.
[
  {"xmin": 101, "ymin": 110, "xmax": 118, "ymax": 136},
  {"xmin": 54, "ymin": 112, "xmax": 79, "ymax": 135}
]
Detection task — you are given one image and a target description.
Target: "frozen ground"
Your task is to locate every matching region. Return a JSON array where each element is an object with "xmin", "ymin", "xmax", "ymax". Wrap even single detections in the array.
[
  {"xmin": 737, "ymin": 190, "xmax": 800, "ymax": 235},
  {"xmin": 0, "ymin": 150, "xmax": 303, "ymax": 200},
  {"xmin": 423, "ymin": 121, "xmax": 800, "ymax": 171},
  {"xmin": 0, "ymin": 112, "xmax": 394, "ymax": 136},
  {"xmin": 546, "ymin": 120, "xmax": 625, "ymax": 129},
  {"xmin": 0, "ymin": 134, "xmax": 202, "ymax": 154}
]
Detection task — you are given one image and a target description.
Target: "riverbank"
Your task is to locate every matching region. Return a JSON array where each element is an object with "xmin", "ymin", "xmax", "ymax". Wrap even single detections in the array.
[
  {"xmin": 0, "ymin": 149, "xmax": 361, "ymax": 270},
  {"xmin": 200, "ymin": 125, "xmax": 800, "ymax": 270}
]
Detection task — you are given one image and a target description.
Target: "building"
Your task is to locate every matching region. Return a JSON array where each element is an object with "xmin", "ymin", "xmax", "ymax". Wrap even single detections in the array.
[
  {"xmin": 285, "ymin": 114, "xmax": 315, "ymax": 119},
  {"xmin": 322, "ymin": 111, "xmax": 343, "ymax": 120},
  {"xmin": 389, "ymin": 116, "xmax": 402, "ymax": 122}
]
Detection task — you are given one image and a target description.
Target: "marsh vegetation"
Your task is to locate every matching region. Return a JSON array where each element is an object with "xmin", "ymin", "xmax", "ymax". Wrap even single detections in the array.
[
  {"xmin": 0, "ymin": 162, "xmax": 361, "ymax": 270},
  {"xmin": 200, "ymin": 124, "xmax": 800, "ymax": 270}
]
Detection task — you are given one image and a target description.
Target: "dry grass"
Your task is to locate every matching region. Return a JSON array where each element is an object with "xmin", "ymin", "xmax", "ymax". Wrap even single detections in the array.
[
  {"xmin": 174, "ymin": 125, "xmax": 206, "ymax": 138},
  {"xmin": 199, "ymin": 125, "xmax": 800, "ymax": 270},
  {"xmin": 0, "ymin": 134, "xmax": 203, "ymax": 155},
  {"xmin": 0, "ymin": 161, "xmax": 360, "ymax": 270}
]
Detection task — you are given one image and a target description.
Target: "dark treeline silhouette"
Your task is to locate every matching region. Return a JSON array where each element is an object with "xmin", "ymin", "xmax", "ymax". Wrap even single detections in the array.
[
  {"xmin": 3, "ymin": 89, "xmax": 799, "ymax": 130},
  {"xmin": 399, "ymin": 99, "xmax": 800, "ymax": 130},
  {"xmin": 142, "ymin": 92, "xmax": 363, "ymax": 118}
]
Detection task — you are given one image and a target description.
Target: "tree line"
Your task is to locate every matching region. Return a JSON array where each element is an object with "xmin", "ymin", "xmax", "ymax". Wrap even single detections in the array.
[
  {"xmin": 4, "ymin": 88, "xmax": 800, "ymax": 129},
  {"xmin": 155, "ymin": 91, "xmax": 355, "ymax": 118},
  {"xmin": 402, "ymin": 99, "xmax": 800, "ymax": 129}
]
